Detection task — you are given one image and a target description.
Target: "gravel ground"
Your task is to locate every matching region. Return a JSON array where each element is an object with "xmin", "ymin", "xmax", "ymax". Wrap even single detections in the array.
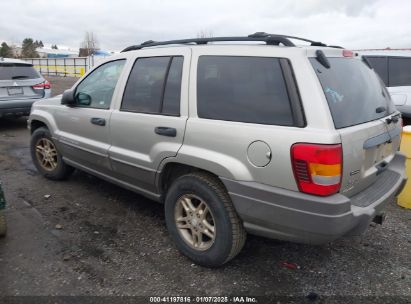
[
  {"xmin": 0, "ymin": 77, "xmax": 410, "ymax": 302},
  {"xmin": 45, "ymin": 76, "xmax": 78, "ymax": 96}
]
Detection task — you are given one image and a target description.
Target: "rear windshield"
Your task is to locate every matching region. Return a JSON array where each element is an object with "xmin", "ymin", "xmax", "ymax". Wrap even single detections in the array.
[
  {"xmin": 310, "ymin": 58, "xmax": 395, "ymax": 129},
  {"xmin": 0, "ymin": 63, "xmax": 41, "ymax": 80}
]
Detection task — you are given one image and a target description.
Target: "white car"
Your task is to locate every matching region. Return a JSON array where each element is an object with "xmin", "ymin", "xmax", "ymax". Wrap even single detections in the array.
[{"xmin": 359, "ymin": 50, "xmax": 411, "ymax": 121}]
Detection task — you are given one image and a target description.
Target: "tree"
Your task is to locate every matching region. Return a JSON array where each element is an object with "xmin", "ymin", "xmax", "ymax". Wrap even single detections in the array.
[
  {"xmin": 0, "ymin": 42, "xmax": 13, "ymax": 58},
  {"xmin": 33, "ymin": 40, "xmax": 44, "ymax": 49},
  {"xmin": 21, "ymin": 38, "xmax": 39, "ymax": 58},
  {"xmin": 80, "ymin": 31, "xmax": 99, "ymax": 56},
  {"xmin": 51, "ymin": 44, "xmax": 58, "ymax": 49}
]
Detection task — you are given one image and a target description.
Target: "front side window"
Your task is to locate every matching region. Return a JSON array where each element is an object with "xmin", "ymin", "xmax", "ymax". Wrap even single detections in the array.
[
  {"xmin": 75, "ymin": 60, "xmax": 125, "ymax": 109},
  {"xmin": 121, "ymin": 56, "xmax": 183, "ymax": 115},
  {"xmin": 197, "ymin": 56, "xmax": 294, "ymax": 126},
  {"xmin": 388, "ymin": 57, "xmax": 411, "ymax": 87}
]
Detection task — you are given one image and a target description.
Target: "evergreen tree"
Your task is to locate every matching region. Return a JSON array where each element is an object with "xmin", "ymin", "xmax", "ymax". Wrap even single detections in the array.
[
  {"xmin": 21, "ymin": 38, "xmax": 39, "ymax": 58},
  {"xmin": 0, "ymin": 42, "xmax": 13, "ymax": 58}
]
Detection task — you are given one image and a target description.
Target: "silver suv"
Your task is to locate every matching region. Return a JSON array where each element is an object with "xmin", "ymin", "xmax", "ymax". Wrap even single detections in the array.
[{"xmin": 28, "ymin": 33, "xmax": 407, "ymax": 267}]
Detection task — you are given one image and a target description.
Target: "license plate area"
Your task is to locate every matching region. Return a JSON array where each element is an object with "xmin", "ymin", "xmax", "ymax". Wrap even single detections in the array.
[
  {"xmin": 7, "ymin": 87, "xmax": 24, "ymax": 96},
  {"xmin": 376, "ymin": 141, "xmax": 393, "ymax": 162}
]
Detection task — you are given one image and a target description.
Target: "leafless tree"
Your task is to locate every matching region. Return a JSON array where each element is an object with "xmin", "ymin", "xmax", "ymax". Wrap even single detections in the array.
[{"xmin": 80, "ymin": 32, "xmax": 99, "ymax": 56}]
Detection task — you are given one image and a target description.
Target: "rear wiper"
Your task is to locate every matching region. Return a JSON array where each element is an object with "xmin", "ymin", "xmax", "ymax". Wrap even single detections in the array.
[
  {"xmin": 11, "ymin": 75, "xmax": 29, "ymax": 79},
  {"xmin": 386, "ymin": 114, "xmax": 400, "ymax": 124}
]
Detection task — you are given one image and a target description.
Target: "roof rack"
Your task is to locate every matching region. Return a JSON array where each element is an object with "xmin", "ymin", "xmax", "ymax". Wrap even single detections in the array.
[{"xmin": 121, "ymin": 32, "xmax": 332, "ymax": 52}]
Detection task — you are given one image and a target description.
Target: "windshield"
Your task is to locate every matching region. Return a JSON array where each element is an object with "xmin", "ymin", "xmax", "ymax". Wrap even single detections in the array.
[
  {"xmin": 310, "ymin": 57, "xmax": 395, "ymax": 129},
  {"xmin": 0, "ymin": 63, "xmax": 41, "ymax": 80}
]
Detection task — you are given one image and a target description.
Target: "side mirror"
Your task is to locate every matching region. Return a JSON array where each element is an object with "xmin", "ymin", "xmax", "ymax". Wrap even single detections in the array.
[
  {"xmin": 76, "ymin": 92, "xmax": 92, "ymax": 106},
  {"xmin": 61, "ymin": 89, "xmax": 76, "ymax": 106}
]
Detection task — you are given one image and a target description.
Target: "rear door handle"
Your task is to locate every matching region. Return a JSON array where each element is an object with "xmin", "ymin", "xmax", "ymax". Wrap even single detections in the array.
[
  {"xmin": 90, "ymin": 117, "xmax": 106, "ymax": 126},
  {"xmin": 155, "ymin": 127, "xmax": 177, "ymax": 137}
]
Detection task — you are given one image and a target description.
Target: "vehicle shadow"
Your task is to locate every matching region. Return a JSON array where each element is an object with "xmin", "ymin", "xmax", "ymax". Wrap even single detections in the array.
[{"xmin": 0, "ymin": 117, "xmax": 28, "ymax": 132}]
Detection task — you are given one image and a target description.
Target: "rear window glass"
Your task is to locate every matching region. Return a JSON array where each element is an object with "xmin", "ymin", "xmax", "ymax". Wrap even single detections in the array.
[
  {"xmin": 310, "ymin": 58, "xmax": 395, "ymax": 129},
  {"xmin": 197, "ymin": 56, "xmax": 294, "ymax": 126},
  {"xmin": 365, "ymin": 56, "xmax": 388, "ymax": 86},
  {"xmin": 388, "ymin": 57, "xmax": 411, "ymax": 87},
  {"xmin": 0, "ymin": 63, "xmax": 41, "ymax": 80}
]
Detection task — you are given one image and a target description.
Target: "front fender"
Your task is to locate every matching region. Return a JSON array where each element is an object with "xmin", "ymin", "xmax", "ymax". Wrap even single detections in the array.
[{"xmin": 29, "ymin": 108, "xmax": 59, "ymax": 138}]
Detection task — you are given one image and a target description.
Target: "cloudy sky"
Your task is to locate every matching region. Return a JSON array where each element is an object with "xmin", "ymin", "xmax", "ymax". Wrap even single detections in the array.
[{"xmin": 0, "ymin": 0, "xmax": 409, "ymax": 51}]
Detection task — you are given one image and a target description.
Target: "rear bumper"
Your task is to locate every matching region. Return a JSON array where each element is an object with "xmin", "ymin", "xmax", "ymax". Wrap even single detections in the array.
[
  {"xmin": 221, "ymin": 152, "xmax": 407, "ymax": 245},
  {"xmin": 0, "ymin": 98, "xmax": 40, "ymax": 117},
  {"xmin": 0, "ymin": 106, "xmax": 32, "ymax": 117}
]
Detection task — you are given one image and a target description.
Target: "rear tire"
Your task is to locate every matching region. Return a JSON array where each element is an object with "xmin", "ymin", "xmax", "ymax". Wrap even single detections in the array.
[
  {"xmin": 0, "ymin": 210, "xmax": 6, "ymax": 237},
  {"xmin": 30, "ymin": 127, "xmax": 74, "ymax": 180},
  {"xmin": 165, "ymin": 172, "xmax": 246, "ymax": 267}
]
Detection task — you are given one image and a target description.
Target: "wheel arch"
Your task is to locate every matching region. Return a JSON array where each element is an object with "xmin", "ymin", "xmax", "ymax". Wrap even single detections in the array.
[
  {"xmin": 156, "ymin": 155, "xmax": 250, "ymax": 200},
  {"xmin": 29, "ymin": 111, "xmax": 57, "ymax": 135}
]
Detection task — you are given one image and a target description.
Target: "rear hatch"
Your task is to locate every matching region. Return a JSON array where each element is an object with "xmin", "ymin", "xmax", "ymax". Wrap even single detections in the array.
[
  {"xmin": 0, "ymin": 62, "xmax": 45, "ymax": 104},
  {"xmin": 310, "ymin": 54, "xmax": 402, "ymax": 197}
]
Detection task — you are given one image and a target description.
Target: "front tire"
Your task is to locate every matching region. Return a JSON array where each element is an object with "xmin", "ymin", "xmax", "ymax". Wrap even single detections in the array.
[
  {"xmin": 30, "ymin": 127, "xmax": 74, "ymax": 180},
  {"xmin": 165, "ymin": 172, "xmax": 246, "ymax": 267}
]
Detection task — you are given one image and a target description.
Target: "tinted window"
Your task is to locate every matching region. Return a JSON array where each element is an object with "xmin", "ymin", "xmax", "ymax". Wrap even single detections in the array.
[
  {"xmin": 197, "ymin": 56, "xmax": 294, "ymax": 125},
  {"xmin": 310, "ymin": 58, "xmax": 395, "ymax": 129},
  {"xmin": 365, "ymin": 56, "xmax": 388, "ymax": 85},
  {"xmin": 0, "ymin": 63, "xmax": 41, "ymax": 80},
  {"xmin": 121, "ymin": 57, "xmax": 170, "ymax": 113},
  {"xmin": 388, "ymin": 57, "xmax": 411, "ymax": 87},
  {"xmin": 162, "ymin": 57, "xmax": 183, "ymax": 115},
  {"xmin": 75, "ymin": 60, "xmax": 125, "ymax": 109}
]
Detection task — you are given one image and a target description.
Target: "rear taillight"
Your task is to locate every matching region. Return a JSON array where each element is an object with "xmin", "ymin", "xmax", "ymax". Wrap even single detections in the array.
[
  {"xmin": 32, "ymin": 80, "xmax": 51, "ymax": 90},
  {"xmin": 291, "ymin": 143, "xmax": 342, "ymax": 196}
]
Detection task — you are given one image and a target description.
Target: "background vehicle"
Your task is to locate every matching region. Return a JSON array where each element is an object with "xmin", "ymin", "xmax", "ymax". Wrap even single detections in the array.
[
  {"xmin": 28, "ymin": 34, "xmax": 406, "ymax": 267},
  {"xmin": 0, "ymin": 58, "xmax": 51, "ymax": 118},
  {"xmin": 358, "ymin": 49, "xmax": 411, "ymax": 124}
]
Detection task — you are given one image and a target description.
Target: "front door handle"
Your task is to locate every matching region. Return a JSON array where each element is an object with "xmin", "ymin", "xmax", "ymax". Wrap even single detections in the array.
[
  {"xmin": 90, "ymin": 117, "xmax": 106, "ymax": 126},
  {"xmin": 155, "ymin": 127, "xmax": 177, "ymax": 137}
]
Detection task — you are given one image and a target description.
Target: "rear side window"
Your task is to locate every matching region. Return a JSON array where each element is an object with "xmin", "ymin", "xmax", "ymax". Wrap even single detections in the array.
[
  {"xmin": 0, "ymin": 63, "xmax": 41, "ymax": 80},
  {"xmin": 310, "ymin": 58, "xmax": 395, "ymax": 129},
  {"xmin": 365, "ymin": 56, "xmax": 388, "ymax": 86},
  {"xmin": 197, "ymin": 56, "xmax": 294, "ymax": 126},
  {"xmin": 162, "ymin": 57, "xmax": 184, "ymax": 115},
  {"xmin": 121, "ymin": 56, "xmax": 183, "ymax": 115},
  {"xmin": 388, "ymin": 57, "xmax": 411, "ymax": 87}
]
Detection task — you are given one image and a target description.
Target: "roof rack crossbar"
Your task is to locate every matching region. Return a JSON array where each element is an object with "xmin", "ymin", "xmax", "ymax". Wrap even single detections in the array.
[
  {"xmin": 121, "ymin": 32, "xmax": 336, "ymax": 52},
  {"xmin": 121, "ymin": 34, "xmax": 296, "ymax": 52}
]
